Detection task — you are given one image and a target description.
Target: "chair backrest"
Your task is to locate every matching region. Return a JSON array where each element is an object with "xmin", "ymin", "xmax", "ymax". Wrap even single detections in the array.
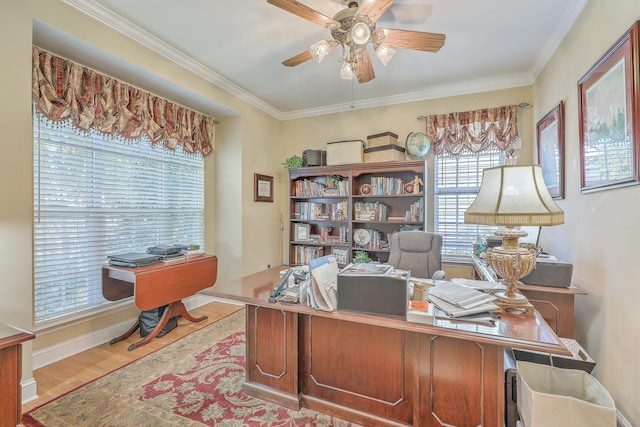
[{"xmin": 388, "ymin": 231, "xmax": 443, "ymax": 279}]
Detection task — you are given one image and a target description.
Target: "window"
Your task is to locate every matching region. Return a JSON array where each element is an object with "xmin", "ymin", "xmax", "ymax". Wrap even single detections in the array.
[
  {"xmin": 33, "ymin": 112, "xmax": 205, "ymax": 325},
  {"xmin": 434, "ymin": 151, "xmax": 504, "ymax": 257}
]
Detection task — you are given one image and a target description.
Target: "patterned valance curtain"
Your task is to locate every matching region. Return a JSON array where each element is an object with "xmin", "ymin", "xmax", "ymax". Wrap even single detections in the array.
[
  {"xmin": 31, "ymin": 46, "xmax": 216, "ymax": 157},
  {"xmin": 425, "ymin": 105, "xmax": 518, "ymax": 155}
]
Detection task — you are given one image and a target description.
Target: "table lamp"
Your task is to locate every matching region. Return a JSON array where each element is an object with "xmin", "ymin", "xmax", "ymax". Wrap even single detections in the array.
[{"xmin": 464, "ymin": 165, "xmax": 564, "ymax": 313}]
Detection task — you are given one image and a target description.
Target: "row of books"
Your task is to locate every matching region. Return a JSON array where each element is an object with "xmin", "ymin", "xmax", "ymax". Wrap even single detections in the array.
[
  {"xmin": 294, "ymin": 179, "xmax": 349, "ymax": 197},
  {"xmin": 368, "ymin": 176, "xmax": 404, "ymax": 195},
  {"xmin": 293, "ymin": 201, "xmax": 348, "ymax": 221},
  {"xmin": 354, "ymin": 201, "xmax": 388, "ymax": 221},
  {"xmin": 292, "ymin": 245, "xmax": 324, "ymax": 265}
]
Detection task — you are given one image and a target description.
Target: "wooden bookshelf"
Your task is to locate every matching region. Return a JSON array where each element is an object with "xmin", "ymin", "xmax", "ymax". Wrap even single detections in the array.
[{"xmin": 288, "ymin": 160, "xmax": 427, "ymax": 266}]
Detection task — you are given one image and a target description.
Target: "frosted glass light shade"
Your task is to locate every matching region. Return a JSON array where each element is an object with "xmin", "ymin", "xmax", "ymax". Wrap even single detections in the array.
[
  {"xmin": 351, "ymin": 22, "xmax": 371, "ymax": 45},
  {"xmin": 340, "ymin": 61, "xmax": 354, "ymax": 80},
  {"xmin": 375, "ymin": 45, "xmax": 396, "ymax": 65},
  {"xmin": 310, "ymin": 40, "xmax": 331, "ymax": 62},
  {"xmin": 464, "ymin": 165, "xmax": 564, "ymax": 226}
]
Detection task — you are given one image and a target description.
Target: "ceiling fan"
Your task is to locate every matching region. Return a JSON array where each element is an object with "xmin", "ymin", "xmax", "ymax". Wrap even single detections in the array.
[{"xmin": 267, "ymin": 0, "xmax": 446, "ymax": 83}]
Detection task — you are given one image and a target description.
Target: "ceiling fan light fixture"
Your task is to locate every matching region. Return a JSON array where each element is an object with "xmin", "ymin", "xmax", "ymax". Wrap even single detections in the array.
[
  {"xmin": 351, "ymin": 22, "xmax": 371, "ymax": 45},
  {"xmin": 340, "ymin": 61, "xmax": 354, "ymax": 80},
  {"xmin": 310, "ymin": 40, "xmax": 332, "ymax": 62},
  {"xmin": 375, "ymin": 44, "xmax": 396, "ymax": 65}
]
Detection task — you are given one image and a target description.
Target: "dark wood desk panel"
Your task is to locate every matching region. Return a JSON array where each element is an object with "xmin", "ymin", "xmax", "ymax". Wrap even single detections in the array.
[
  {"xmin": 205, "ymin": 267, "xmax": 569, "ymax": 427},
  {"xmin": 0, "ymin": 323, "xmax": 35, "ymax": 427},
  {"xmin": 102, "ymin": 255, "xmax": 217, "ymax": 350}
]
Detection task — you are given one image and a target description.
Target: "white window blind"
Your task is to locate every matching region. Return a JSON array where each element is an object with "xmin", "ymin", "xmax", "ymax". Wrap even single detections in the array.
[
  {"xmin": 33, "ymin": 112, "xmax": 205, "ymax": 325},
  {"xmin": 434, "ymin": 151, "xmax": 504, "ymax": 257}
]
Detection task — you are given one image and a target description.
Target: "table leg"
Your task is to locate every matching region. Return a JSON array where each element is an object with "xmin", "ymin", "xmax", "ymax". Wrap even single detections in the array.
[
  {"xmin": 109, "ymin": 321, "xmax": 140, "ymax": 345},
  {"xmin": 125, "ymin": 300, "xmax": 208, "ymax": 351}
]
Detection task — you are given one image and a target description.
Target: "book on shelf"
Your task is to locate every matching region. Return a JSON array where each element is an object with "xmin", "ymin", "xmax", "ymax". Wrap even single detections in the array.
[{"xmin": 406, "ymin": 300, "xmax": 435, "ymax": 324}]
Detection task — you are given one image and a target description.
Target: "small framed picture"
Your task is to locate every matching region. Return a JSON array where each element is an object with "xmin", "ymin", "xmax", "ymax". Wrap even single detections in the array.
[
  {"xmin": 254, "ymin": 173, "xmax": 274, "ymax": 202},
  {"xmin": 293, "ymin": 223, "xmax": 311, "ymax": 242},
  {"xmin": 536, "ymin": 101, "xmax": 564, "ymax": 199}
]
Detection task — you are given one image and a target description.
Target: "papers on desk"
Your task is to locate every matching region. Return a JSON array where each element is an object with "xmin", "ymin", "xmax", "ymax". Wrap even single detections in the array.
[
  {"xmin": 450, "ymin": 278, "xmax": 506, "ymax": 293},
  {"xmin": 428, "ymin": 282, "xmax": 499, "ymax": 318},
  {"xmin": 309, "ymin": 256, "xmax": 339, "ymax": 311}
]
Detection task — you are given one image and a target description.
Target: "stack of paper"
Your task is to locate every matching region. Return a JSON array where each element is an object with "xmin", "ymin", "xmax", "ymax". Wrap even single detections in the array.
[
  {"xmin": 428, "ymin": 282, "xmax": 499, "ymax": 318},
  {"xmin": 450, "ymin": 278, "xmax": 507, "ymax": 293}
]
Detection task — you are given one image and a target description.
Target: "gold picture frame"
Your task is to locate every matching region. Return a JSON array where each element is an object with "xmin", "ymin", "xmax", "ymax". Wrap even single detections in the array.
[{"xmin": 293, "ymin": 223, "xmax": 311, "ymax": 242}]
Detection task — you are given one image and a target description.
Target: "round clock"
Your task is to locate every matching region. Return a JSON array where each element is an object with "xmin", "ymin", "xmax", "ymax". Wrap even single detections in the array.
[
  {"xmin": 405, "ymin": 131, "xmax": 431, "ymax": 159},
  {"xmin": 353, "ymin": 228, "xmax": 371, "ymax": 247}
]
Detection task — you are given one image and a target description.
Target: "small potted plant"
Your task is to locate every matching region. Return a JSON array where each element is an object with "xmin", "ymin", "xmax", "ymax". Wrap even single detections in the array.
[
  {"xmin": 326, "ymin": 175, "xmax": 341, "ymax": 187},
  {"xmin": 352, "ymin": 251, "xmax": 371, "ymax": 264},
  {"xmin": 283, "ymin": 155, "xmax": 304, "ymax": 170}
]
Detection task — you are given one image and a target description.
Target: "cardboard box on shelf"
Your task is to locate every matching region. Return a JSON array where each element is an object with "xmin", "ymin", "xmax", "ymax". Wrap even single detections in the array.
[
  {"xmin": 326, "ymin": 140, "xmax": 365, "ymax": 165},
  {"xmin": 364, "ymin": 144, "xmax": 406, "ymax": 163},
  {"xmin": 367, "ymin": 132, "xmax": 399, "ymax": 148}
]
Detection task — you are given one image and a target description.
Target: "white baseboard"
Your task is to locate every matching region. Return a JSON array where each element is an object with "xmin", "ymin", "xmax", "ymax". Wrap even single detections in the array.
[
  {"xmin": 32, "ymin": 294, "xmax": 221, "ymax": 370},
  {"xmin": 21, "ymin": 378, "xmax": 38, "ymax": 405},
  {"xmin": 617, "ymin": 411, "xmax": 633, "ymax": 427}
]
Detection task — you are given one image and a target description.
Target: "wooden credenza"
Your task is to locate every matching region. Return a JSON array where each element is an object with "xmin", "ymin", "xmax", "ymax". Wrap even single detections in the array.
[
  {"xmin": 0, "ymin": 323, "xmax": 35, "ymax": 427},
  {"xmin": 471, "ymin": 254, "xmax": 587, "ymax": 337},
  {"xmin": 205, "ymin": 267, "xmax": 569, "ymax": 427}
]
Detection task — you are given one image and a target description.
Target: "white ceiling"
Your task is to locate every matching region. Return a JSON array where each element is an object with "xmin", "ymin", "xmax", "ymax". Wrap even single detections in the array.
[{"xmin": 45, "ymin": 0, "xmax": 588, "ymax": 120}]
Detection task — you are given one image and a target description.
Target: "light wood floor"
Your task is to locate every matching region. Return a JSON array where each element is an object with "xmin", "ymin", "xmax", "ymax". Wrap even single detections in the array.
[{"xmin": 21, "ymin": 300, "xmax": 243, "ymax": 418}]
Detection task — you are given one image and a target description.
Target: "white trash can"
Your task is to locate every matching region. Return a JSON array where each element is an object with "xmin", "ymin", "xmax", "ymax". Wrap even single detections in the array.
[{"xmin": 516, "ymin": 361, "xmax": 616, "ymax": 427}]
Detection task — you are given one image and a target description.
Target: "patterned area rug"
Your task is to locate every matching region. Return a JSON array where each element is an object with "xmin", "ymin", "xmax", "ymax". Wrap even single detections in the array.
[{"xmin": 23, "ymin": 310, "xmax": 359, "ymax": 427}]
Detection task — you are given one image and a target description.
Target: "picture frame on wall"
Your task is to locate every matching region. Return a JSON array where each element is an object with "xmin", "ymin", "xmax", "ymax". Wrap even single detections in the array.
[
  {"xmin": 578, "ymin": 20, "xmax": 640, "ymax": 193},
  {"xmin": 537, "ymin": 101, "xmax": 565, "ymax": 199},
  {"xmin": 254, "ymin": 173, "xmax": 274, "ymax": 202}
]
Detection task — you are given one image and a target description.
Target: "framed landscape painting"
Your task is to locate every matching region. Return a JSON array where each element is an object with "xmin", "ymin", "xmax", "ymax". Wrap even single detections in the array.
[
  {"xmin": 537, "ymin": 101, "xmax": 565, "ymax": 199},
  {"xmin": 578, "ymin": 20, "xmax": 640, "ymax": 192}
]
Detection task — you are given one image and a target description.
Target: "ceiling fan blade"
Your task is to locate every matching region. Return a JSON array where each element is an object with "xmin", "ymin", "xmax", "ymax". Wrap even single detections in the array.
[
  {"xmin": 376, "ymin": 28, "xmax": 446, "ymax": 52},
  {"xmin": 355, "ymin": 47, "xmax": 375, "ymax": 83},
  {"xmin": 267, "ymin": 0, "xmax": 340, "ymax": 28},
  {"xmin": 355, "ymin": 0, "xmax": 394, "ymax": 24},
  {"xmin": 282, "ymin": 50, "xmax": 313, "ymax": 67}
]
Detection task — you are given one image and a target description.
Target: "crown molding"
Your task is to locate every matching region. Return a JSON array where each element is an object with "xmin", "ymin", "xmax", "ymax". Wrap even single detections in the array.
[
  {"xmin": 62, "ymin": 0, "xmax": 284, "ymax": 119},
  {"xmin": 526, "ymin": 0, "xmax": 589, "ymax": 82},
  {"xmin": 62, "ymin": 0, "xmax": 584, "ymax": 122}
]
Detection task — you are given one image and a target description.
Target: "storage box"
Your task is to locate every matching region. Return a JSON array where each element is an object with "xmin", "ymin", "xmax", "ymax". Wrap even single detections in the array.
[
  {"xmin": 364, "ymin": 144, "xmax": 406, "ymax": 163},
  {"xmin": 326, "ymin": 140, "xmax": 365, "ymax": 165},
  {"xmin": 367, "ymin": 132, "xmax": 399, "ymax": 148},
  {"xmin": 516, "ymin": 361, "xmax": 616, "ymax": 427},
  {"xmin": 302, "ymin": 149, "xmax": 326, "ymax": 167},
  {"xmin": 337, "ymin": 264, "xmax": 408, "ymax": 317},
  {"xmin": 521, "ymin": 258, "xmax": 573, "ymax": 288}
]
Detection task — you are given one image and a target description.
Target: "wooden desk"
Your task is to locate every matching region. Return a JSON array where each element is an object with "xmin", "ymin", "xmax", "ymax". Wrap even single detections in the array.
[
  {"xmin": 0, "ymin": 323, "xmax": 34, "ymax": 427},
  {"xmin": 471, "ymin": 254, "xmax": 587, "ymax": 337},
  {"xmin": 205, "ymin": 267, "xmax": 569, "ymax": 427},
  {"xmin": 102, "ymin": 254, "xmax": 217, "ymax": 350}
]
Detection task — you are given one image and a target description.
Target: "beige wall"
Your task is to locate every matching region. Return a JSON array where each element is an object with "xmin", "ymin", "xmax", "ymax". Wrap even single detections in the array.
[
  {"xmin": 1, "ymin": 0, "xmax": 283, "ymax": 389},
  {"xmin": 533, "ymin": 0, "xmax": 640, "ymax": 424},
  {"xmin": 278, "ymin": 85, "xmax": 534, "ymax": 254}
]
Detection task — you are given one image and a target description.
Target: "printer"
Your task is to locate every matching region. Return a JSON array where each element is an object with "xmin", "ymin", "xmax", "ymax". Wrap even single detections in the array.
[{"xmin": 520, "ymin": 257, "xmax": 573, "ymax": 288}]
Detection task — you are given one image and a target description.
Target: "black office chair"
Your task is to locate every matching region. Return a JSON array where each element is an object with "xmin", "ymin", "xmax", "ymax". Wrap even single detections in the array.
[{"xmin": 388, "ymin": 231, "xmax": 445, "ymax": 280}]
